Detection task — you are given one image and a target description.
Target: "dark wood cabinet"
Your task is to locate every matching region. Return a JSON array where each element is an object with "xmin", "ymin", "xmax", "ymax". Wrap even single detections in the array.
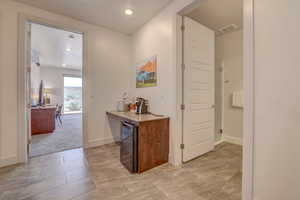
[
  {"xmin": 31, "ymin": 106, "xmax": 56, "ymax": 135},
  {"xmin": 138, "ymin": 119, "xmax": 169, "ymax": 173},
  {"xmin": 107, "ymin": 111, "xmax": 169, "ymax": 173}
]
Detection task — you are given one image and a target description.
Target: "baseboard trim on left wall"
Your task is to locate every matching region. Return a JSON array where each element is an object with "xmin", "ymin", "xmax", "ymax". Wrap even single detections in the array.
[
  {"xmin": 87, "ymin": 137, "xmax": 120, "ymax": 148},
  {"xmin": 0, "ymin": 155, "xmax": 18, "ymax": 168}
]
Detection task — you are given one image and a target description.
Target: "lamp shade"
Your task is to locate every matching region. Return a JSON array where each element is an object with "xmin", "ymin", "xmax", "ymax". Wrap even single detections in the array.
[{"xmin": 44, "ymin": 88, "xmax": 54, "ymax": 94}]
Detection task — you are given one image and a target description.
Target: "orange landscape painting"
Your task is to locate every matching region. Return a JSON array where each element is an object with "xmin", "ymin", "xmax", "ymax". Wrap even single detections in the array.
[{"xmin": 136, "ymin": 56, "xmax": 157, "ymax": 88}]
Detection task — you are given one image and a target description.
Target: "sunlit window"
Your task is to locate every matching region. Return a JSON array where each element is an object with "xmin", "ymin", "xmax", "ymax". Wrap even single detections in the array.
[{"xmin": 64, "ymin": 76, "xmax": 82, "ymax": 114}]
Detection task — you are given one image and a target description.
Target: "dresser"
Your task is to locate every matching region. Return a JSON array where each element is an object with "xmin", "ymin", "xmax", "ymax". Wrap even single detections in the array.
[{"xmin": 31, "ymin": 106, "xmax": 56, "ymax": 135}]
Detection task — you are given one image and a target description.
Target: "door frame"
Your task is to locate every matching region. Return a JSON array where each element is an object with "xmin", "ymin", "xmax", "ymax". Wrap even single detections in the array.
[
  {"xmin": 17, "ymin": 13, "xmax": 89, "ymax": 162},
  {"xmin": 176, "ymin": 0, "xmax": 254, "ymax": 200},
  {"xmin": 215, "ymin": 59, "xmax": 225, "ymax": 141}
]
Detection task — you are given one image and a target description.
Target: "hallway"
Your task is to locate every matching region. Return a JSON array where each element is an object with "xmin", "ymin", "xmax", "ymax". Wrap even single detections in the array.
[{"xmin": 0, "ymin": 142, "xmax": 242, "ymax": 200}]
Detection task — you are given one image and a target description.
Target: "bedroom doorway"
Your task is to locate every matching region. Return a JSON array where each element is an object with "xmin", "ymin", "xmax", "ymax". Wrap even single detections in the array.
[{"xmin": 25, "ymin": 21, "xmax": 85, "ymax": 157}]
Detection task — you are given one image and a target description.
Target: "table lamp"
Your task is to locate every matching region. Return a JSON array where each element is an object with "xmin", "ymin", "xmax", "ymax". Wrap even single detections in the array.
[{"xmin": 44, "ymin": 88, "xmax": 53, "ymax": 105}]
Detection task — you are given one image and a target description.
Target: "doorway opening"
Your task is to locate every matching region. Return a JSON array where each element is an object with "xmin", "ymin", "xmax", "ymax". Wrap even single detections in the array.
[
  {"xmin": 177, "ymin": 0, "xmax": 244, "ymax": 199},
  {"xmin": 28, "ymin": 22, "xmax": 84, "ymax": 157}
]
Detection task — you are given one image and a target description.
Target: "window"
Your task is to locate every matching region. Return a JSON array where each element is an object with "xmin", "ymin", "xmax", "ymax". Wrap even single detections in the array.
[{"xmin": 64, "ymin": 76, "xmax": 82, "ymax": 114}]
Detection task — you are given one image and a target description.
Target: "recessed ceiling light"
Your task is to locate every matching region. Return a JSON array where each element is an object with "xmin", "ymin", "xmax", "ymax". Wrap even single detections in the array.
[
  {"xmin": 125, "ymin": 9, "xmax": 133, "ymax": 16},
  {"xmin": 66, "ymin": 48, "xmax": 71, "ymax": 52},
  {"xmin": 62, "ymin": 64, "xmax": 66, "ymax": 67}
]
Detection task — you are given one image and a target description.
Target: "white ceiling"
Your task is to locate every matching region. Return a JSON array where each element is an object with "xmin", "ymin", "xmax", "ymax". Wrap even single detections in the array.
[
  {"xmin": 186, "ymin": 0, "xmax": 243, "ymax": 34},
  {"xmin": 14, "ymin": 0, "xmax": 173, "ymax": 34},
  {"xmin": 31, "ymin": 23, "xmax": 83, "ymax": 70}
]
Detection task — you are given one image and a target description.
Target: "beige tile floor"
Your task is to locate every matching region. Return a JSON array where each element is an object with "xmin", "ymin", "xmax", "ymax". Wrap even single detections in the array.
[{"xmin": 0, "ymin": 142, "xmax": 242, "ymax": 200}]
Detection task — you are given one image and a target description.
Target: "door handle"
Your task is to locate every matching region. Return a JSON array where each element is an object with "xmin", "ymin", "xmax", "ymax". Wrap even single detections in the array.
[
  {"xmin": 211, "ymin": 104, "xmax": 215, "ymax": 109},
  {"xmin": 122, "ymin": 121, "xmax": 135, "ymax": 128}
]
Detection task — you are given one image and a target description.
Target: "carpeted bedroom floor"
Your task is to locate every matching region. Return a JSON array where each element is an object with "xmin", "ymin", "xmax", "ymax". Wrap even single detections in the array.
[{"xmin": 30, "ymin": 114, "xmax": 83, "ymax": 157}]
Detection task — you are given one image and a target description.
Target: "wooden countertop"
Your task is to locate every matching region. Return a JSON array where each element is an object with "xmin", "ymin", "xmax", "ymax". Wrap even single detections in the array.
[{"xmin": 106, "ymin": 111, "xmax": 169, "ymax": 123}]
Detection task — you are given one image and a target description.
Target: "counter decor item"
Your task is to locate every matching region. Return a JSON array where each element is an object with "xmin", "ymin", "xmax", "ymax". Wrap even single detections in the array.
[
  {"xmin": 129, "ymin": 103, "xmax": 136, "ymax": 113},
  {"xmin": 135, "ymin": 97, "xmax": 148, "ymax": 114},
  {"xmin": 117, "ymin": 92, "xmax": 129, "ymax": 112}
]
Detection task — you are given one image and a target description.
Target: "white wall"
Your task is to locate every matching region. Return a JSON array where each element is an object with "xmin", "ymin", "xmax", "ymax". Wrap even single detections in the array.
[
  {"xmin": 131, "ymin": 0, "xmax": 195, "ymax": 165},
  {"xmin": 0, "ymin": 0, "xmax": 131, "ymax": 167},
  {"xmin": 39, "ymin": 67, "xmax": 82, "ymax": 106},
  {"xmin": 215, "ymin": 30, "xmax": 243, "ymax": 142},
  {"xmin": 0, "ymin": 7, "xmax": 3, "ymax": 166},
  {"xmin": 253, "ymin": 0, "xmax": 300, "ymax": 199}
]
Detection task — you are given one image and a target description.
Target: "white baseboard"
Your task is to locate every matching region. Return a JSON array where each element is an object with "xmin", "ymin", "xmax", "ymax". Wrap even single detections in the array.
[
  {"xmin": 168, "ymin": 154, "xmax": 175, "ymax": 165},
  {"xmin": 87, "ymin": 137, "xmax": 119, "ymax": 148},
  {"xmin": 0, "ymin": 155, "xmax": 18, "ymax": 168},
  {"xmin": 214, "ymin": 139, "xmax": 225, "ymax": 146},
  {"xmin": 214, "ymin": 135, "xmax": 243, "ymax": 146},
  {"xmin": 223, "ymin": 135, "xmax": 243, "ymax": 146}
]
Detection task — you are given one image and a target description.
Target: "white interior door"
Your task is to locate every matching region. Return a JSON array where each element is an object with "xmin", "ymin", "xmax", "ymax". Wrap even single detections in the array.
[{"xmin": 183, "ymin": 17, "xmax": 215, "ymax": 162}]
